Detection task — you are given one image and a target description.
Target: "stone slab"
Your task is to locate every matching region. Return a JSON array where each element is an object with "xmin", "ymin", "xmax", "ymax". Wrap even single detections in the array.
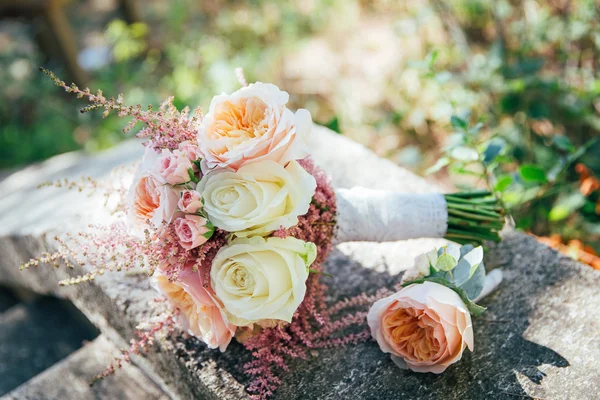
[
  {"xmin": 1, "ymin": 125, "xmax": 599, "ymax": 399},
  {"xmin": 2, "ymin": 335, "xmax": 169, "ymax": 400},
  {"xmin": 0, "ymin": 297, "xmax": 98, "ymax": 395}
]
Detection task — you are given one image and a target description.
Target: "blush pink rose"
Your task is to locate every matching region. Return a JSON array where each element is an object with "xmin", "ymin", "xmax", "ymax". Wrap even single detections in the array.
[
  {"xmin": 154, "ymin": 265, "xmax": 236, "ymax": 351},
  {"xmin": 178, "ymin": 190, "xmax": 203, "ymax": 214},
  {"xmin": 367, "ymin": 281, "xmax": 473, "ymax": 374},
  {"xmin": 174, "ymin": 214, "xmax": 211, "ymax": 250},
  {"xmin": 197, "ymin": 82, "xmax": 311, "ymax": 172},
  {"xmin": 157, "ymin": 149, "xmax": 194, "ymax": 185},
  {"xmin": 178, "ymin": 141, "xmax": 200, "ymax": 160},
  {"xmin": 127, "ymin": 152, "xmax": 180, "ymax": 235},
  {"xmin": 178, "ymin": 141, "xmax": 200, "ymax": 172}
]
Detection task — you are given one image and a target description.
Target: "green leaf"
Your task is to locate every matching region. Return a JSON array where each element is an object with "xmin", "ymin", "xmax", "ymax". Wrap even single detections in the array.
[
  {"xmin": 401, "ymin": 276, "xmax": 487, "ymax": 316},
  {"xmin": 519, "ymin": 164, "xmax": 548, "ymax": 183},
  {"xmin": 482, "ymin": 139, "xmax": 505, "ymax": 164},
  {"xmin": 548, "ymin": 192, "xmax": 585, "ymax": 221},
  {"xmin": 494, "ymin": 175, "xmax": 513, "ymax": 192},
  {"xmin": 426, "ymin": 157, "xmax": 450, "ymax": 174},
  {"xmin": 435, "ymin": 253, "xmax": 457, "ymax": 271},
  {"xmin": 450, "ymin": 115, "xmax": 468, "ymax": 130},
  {"xmin": 459, "ymin": 262, "xmax": 486, "ymax": 299},
  {"xmin": 188, "ymin": 167, "xmax": 199, "ymax": 183},
  {"xmin": 202, "ymin": 220, "xmax": 215, "ymax": 239},
  {"xmin": 553, "ymin": 136, "xmax": 575, "ymax": 152},
  {"xmin": 450, "ymin": 146, "xmax": 479, "ymax": 162},
  {"xmin": 324, "ymin": 116, "xmax": 341, "ymax": 134}
]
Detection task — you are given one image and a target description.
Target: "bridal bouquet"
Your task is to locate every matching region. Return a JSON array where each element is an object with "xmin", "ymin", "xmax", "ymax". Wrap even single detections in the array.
[{"xmin": 22, "ymin": 69, "xmax": 506, "ymax": 399}]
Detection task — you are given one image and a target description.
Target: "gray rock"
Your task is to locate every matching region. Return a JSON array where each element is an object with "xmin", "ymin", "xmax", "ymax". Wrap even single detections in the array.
[
  {"xmin": 0, "ymin": 287, "xmax": 18, "ymax": 313},
  {"xmin": 3, "ymin": 335, "xmax": 169, "ymax": 400},
  {"xmin": 1, "ymin": 125, "xmax": 599, "ymax": 399},
  {"xmin": 0, "ymin": 297, "xmax": 98, "ymax": 395}
]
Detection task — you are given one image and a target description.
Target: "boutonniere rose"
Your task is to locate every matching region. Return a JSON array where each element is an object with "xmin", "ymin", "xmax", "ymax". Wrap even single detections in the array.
[
  {"xmin": 367, "ymin": 281, "xmax": 474, "ymax": 374},
  {"xmin": 197, "ymin": 160, "xmax": 316, "ymax": 237},
  {"xmin": 197, "ymin": 82, "xmax": 311, "ymax": 172},
  {"xmin": 210, "ymin": 236, "xmax": 317, "ymax": 326}
]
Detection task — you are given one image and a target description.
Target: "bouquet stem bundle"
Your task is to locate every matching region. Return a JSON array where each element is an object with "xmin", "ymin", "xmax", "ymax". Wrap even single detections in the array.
[{"xmin": 444, "ymin": 190, "xmax": 505, "ymax": 245}]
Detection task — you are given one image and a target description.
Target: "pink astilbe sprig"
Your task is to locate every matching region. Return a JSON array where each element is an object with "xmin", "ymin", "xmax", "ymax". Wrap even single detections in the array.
[
  {"xmin": 40, "ymin": 68, "xmax": 200, "ymax": 151},
  {"xmin": 37, "ymin": 164, "xmax": 134, "ymax": 213},
  {"xmin": 91, "ymin": 308, "xmax": 178, "ymax": 384}
]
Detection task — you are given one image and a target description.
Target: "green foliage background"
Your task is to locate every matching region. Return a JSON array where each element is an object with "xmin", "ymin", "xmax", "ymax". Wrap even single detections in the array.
[{"xmin": 1, "ymin": 0, "xmax": 598, "ymax": 252}]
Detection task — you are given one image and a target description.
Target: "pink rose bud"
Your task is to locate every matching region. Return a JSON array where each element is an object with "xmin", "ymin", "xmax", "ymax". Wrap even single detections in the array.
[
  {"xmin": 157, "ymin": 149, "xmax": 194, "ymax": 185},
  {"xmin": 174, "ymin": 214, "xmax": 212, "ymax": 250},
  {"xmin": 178, "ymin": 190, "xmax": 204, "ymax": 213},
  {"xmin": 178, "ymin": 141, "xmax": 200, "ymax": 161},
  {"xmin": 367, "ymin": 281, "xmax": 474, "ymax": 374}
]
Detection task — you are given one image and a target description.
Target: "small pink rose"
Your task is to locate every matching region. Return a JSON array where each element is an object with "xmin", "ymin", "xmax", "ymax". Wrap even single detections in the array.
[
  {"xmin": 157, "ymin": 149, "xmax": 194, "ymax": 185},
  {"xmin": 178, "ymin": 190, "xmax": 203, "ymax": 213},
  {"xmin": 178, "ymin": 141, "xmax": 200, "ymax": 161},
  {"xmin": 174, "ymin": 214, "xmax": 211, "ymax": 250},
  {"xmin": 367, "ymin": 281, "xmax": 473, "ymax": 374}
]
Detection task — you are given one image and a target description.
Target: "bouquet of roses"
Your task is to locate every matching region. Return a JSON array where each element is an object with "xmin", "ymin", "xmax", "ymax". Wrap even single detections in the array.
[{"xmin": 22, "ymin": 68, "xmax": 506, "ymax": 399}]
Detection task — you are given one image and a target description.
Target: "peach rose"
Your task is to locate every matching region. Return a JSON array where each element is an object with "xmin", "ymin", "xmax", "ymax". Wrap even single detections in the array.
[
  {"xmin": 156, "ymin": 148, "xmax": 194, "ymax": 185},
  {"xmin": 154, "ymin": 265, "xmax": 235, "ymax": 351},
  {"xmin": 178, "ymin": 190, "xmax": 203, "ymax": 214},
  {"xmin": 197, "ymin": 82, "xmax": 311, "ymax": 172},
  {"xmin": 174, "ymin": 214, "xmax": 212, "ymax": 250},
  {"xmin": 127, "ymin": 150, "xmax": 180, "ymax": 235},
  {"xmin": 367, "ymin": 281, "xmax": 473, "ymax": 373}
]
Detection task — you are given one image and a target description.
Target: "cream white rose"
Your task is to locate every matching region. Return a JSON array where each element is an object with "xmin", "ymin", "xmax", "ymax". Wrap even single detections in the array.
[
  {"xmin": 210, "ymin": 236, "xmax": 317, "ymax": 325},
  {"xmin": 197, "ymin": 160, "xmax": 316, "ymax": 237}
]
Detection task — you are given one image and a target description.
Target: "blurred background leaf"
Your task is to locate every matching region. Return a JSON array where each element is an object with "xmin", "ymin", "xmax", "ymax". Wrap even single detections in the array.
[{"xmin": 0, "ymin": 0, "xmax": 598, "ymax": 263}]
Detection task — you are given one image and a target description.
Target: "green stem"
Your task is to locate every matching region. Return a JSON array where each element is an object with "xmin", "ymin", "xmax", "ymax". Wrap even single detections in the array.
[{"xmin": 444, "ymin": 192, "xmax": 505, "ymax": 245}]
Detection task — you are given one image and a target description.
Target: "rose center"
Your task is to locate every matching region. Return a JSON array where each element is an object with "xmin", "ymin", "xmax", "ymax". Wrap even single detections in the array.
[
  {"xmin": 209, "ymin": 98, "xmax": 268, "ymax": 154},
  {"xmin": 383, "ymin": 306, "xmax": 441, "ymax": 362},
  {"xmin": 226, "ymin": 263, "xmax": 255, "ymax": 296}
]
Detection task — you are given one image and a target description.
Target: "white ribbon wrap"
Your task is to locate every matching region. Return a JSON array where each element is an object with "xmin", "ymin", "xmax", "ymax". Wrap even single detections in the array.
[{"xmin": 334, "ymin": 188, "xmax": 448, "ymax": 244}]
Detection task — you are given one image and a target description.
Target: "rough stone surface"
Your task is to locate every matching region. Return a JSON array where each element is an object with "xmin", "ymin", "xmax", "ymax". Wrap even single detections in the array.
[
  {"xmin": 1, "ymin": 125, "xmax": 599, "ymax": 399},
  {"xmin": 0, "ymin": 297, "xmax": 99, "ymax": 395},
  {"xmin": 0, "ymin": 287, "xmax": 18, "ymax": 313},
  {"xmin": 2, "ymin": 335, "xmax": 169, "ymax": 400}
]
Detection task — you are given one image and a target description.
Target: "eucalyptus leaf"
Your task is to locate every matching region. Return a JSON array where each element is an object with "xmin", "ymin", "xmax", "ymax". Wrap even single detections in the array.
[
  {"xmin": 452, "ymin": 258, "xmax": 473, "ymax": 287},
  {"xmin": 459, "ymin": 244, "xmax": 475, "ymax": 257},
  {"xmin": 459, "ymin": 262, "xmax": 486, "ymax": 299},
  {"xmin": 435, "ymin": 253, "xmax": 457, "ymax": 271},
  {"xmin": 443, "ymin": 244, "xmax": 462, "ymax": 261},
  {"xmin": 462, "ymin": 246, "xmax": 484, "ymax": 277},
  {"xmin": 401, "ymin": 276, "xmax": 487, "ymax": 316}
]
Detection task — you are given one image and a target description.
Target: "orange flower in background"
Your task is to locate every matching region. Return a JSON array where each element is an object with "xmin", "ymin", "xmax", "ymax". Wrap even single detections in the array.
[
  {"xmin": 576, "ymin": 163, "xmax": 600, "ymax": 196},
  {"xmin": 535, "ymin": 235, "xmax": 600, "ymax": 270}
]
